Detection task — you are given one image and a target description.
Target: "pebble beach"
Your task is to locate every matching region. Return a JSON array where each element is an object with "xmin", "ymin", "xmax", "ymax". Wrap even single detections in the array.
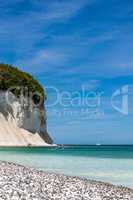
[{"xmin": 0, "ymin": 161, "xmax": 133, "ymax": 200}]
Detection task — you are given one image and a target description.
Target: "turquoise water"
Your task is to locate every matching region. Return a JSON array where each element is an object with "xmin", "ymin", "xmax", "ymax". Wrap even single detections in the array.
[{"xmin": 0, "ymin": 145, "xmax": 133, "ymax": 188}]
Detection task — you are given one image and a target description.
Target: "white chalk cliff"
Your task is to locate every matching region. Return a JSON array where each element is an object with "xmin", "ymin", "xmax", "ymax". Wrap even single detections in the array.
[{"xmin": 0, "ymin": 91, "xmax": 53, "ymax": 146}]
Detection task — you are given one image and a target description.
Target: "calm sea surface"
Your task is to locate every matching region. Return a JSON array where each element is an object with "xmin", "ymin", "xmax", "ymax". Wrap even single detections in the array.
[{"xmin": 0, "ymin": 145, "xmax": 133, "ymax": 188}]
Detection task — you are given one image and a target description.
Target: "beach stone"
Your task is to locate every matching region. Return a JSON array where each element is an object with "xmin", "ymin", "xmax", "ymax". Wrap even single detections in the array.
[{"xmin": 0, "ymin": 161, "xmax": 132, "ymax": 200}]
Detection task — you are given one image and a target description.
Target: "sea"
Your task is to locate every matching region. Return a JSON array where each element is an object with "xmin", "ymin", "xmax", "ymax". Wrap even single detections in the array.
[{"xmin": 0, "ymin": 145, "xmax": 133, "ymax": 188}]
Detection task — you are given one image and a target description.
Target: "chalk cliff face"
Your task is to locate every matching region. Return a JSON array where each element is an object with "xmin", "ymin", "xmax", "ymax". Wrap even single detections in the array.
[
  {"xmin": 0, "ymin": 91, "xmax": 53, "ymax": 146},
  {"xmin": 0, "ymin": 64, "xmax": 53, "ymax": 146}
]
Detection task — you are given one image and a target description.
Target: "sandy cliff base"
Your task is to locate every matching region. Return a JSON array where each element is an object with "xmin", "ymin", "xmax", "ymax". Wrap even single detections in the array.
[{"xmin": 0, "ymin": 114, "xmax": 52, "ymax": 146}]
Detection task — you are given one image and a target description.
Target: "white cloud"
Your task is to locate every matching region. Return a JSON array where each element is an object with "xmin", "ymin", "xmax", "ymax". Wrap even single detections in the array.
[
  {"xmin": 31, "ymin": 0, "xmax": 92, "ymax": 22},
  {"xmin": 82, "ymin": 80, "xmax": 101, "ymax": 90},
  {"xmin": 0, "ymin": 0, "xmax": 94, "ymax": 72}
]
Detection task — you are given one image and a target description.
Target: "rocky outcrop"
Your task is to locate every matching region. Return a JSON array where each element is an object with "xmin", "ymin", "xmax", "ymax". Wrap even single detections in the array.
[{"xmin": 0, "ymin": 91, "xmax": 53, "ymax": 146}]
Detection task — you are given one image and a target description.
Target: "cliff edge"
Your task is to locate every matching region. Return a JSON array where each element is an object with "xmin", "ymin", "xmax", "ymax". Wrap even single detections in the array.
[{"xmin": 0, "ymin": 64, "xmax": 53, "ymax": 146}]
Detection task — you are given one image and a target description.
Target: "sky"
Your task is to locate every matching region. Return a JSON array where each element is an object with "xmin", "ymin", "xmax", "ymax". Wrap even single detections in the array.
[{"xmin": 0, "ymin": 0, "xmax": 133, "ymax": 144}]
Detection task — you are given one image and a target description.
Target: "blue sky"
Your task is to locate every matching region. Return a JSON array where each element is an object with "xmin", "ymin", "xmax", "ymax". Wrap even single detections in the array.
[{"xmin": 0, "ymin": 0, "xmax": 133, "ymax": 144}]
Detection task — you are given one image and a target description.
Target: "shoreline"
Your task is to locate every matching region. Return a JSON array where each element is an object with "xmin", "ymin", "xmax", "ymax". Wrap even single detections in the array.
[
  {"xmin": 0, "ymin": 144, "xmax": 57, "ymax": 147},
  {"xmin": 0, "ymin": 161, "xmax": 133, "ymax": 200}
]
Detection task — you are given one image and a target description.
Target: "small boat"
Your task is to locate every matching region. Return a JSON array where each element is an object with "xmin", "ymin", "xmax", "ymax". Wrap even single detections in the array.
[{"xmin": 96, "ymin": 143, "xmax": 101, "ymax": 146}]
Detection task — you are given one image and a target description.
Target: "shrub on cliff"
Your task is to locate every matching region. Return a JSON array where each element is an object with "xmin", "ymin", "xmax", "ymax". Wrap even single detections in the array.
[{"xmin": 0, "ymin": 63, "xmax": 45, "ymax": 102}]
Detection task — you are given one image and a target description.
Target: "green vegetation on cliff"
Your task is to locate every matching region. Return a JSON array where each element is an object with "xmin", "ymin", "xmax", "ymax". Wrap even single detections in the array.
[{"xmin": 0, "ymin": 63, "xmax": 45, "ymax": 101}]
